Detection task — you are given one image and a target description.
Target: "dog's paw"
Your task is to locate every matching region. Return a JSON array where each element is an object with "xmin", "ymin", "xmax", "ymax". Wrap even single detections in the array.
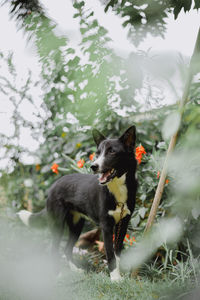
[
  {"xmin": 17, "ymin": 210, "xmax": 32, "ymax": 226},
  {"xmin": 110, "ymin": 268, "xmax": 122, "ymax": 282}
]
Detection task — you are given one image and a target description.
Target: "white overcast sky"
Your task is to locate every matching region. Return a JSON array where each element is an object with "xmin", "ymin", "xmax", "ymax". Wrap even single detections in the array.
[
  {"xmin": 1, "ymin": 0, "xmax": 200, "ymax": 73},
  {"xmin": 0, "ymin": 0, "xmax": 200, "ymax": 165}
]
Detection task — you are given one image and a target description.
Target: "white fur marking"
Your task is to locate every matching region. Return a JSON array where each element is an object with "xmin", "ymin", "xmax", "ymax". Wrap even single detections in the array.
[
  {"xmin": 108, "ymin": 205, "xmax": 130, "ymax": 224},
  {"xmin": 107, "ymin": 174, "xmax": 130, "ymax": 223},
  {"xmin": 71, "ymin": 210, "xmax": 82, "ymax": 224},
  {"xmin": 17, "ymin": 210, "xmax": 32, "ymax": 226},
  {"xmin": 70, "ymin": 210, "xmax": 92, "ymax": 224},
  {"xmin": 93, "ymin": 146, "xmax": 106, "ymax": 170},
  {"xmin": 135, "ymin": 171, "xmax": 138, "ymax": 180},
  {"xmin": 107, "ymin": 174, "xmax": 127, "ymax": 204},
  {"xmin": 115, "ymin": 254, "xmax": 120, "ymax": 271},
  {"xmin": 110, "ymin": 268, "xmax": 122, "ymax": 282},
  {"xmin": 110, "ymin": 254, "xmax": 122, "ymax": 281}
]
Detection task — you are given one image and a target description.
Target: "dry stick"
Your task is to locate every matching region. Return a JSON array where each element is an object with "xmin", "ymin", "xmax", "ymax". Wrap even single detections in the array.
[{"xmin": 144, "ymin": 27, "xmax": 200, "ymax": 234}]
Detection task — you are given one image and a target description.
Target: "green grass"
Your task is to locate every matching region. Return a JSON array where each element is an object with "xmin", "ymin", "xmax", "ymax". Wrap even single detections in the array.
[
  {"xmin": 54, "ymin": 268, "xmax": 194, "ymax": 300},
  {"xmin": 0, "ymin": 215, "xmax": 198, "ymax": 300},
  {"xmin": 0, "ymin": 267, "xmax": 194, "ymax": 300}
]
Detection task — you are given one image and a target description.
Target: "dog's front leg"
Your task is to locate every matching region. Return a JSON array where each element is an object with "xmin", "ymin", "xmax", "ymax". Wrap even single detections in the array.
[
  {"xmin": 102, "ymin": 226, "xmax": 122, "ymax": 282},
  {"xmin": 112, "ymin": 216, "xmax": 131, "ymax": 277},
  {"xmin": 114, "ymin": 216, "xmax": 131, "ymax": 257}
]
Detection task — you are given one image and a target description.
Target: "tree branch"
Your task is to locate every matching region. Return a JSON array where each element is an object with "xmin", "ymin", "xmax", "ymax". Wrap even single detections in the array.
[{"xmin": 144, "ymin": 27, "xmax": 200, "ymax": 233}]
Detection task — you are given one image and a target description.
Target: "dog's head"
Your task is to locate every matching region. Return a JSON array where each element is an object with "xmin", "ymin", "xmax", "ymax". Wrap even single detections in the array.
[{"xmin": 91, "ymin": 126, "xmax": 136, "ymax": 185}]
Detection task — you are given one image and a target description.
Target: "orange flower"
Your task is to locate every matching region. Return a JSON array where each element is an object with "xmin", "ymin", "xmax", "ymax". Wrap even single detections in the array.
[
  {"xmin": 136, "ymin": 156, "xmax": 141, "ymax": 164},
  {"xmin": 157, "ymin": 172, "xmax": 169, "ymax": 184},
  {"xmin": 35, "ymin": 164, "xmax": 40, "ymax": 171},
  {"xmin": 129, "ymin": 236, "xmax": 136, "ymax": 245},
  {"xmin": 124, "ymin": 234, "xmax": 130, "ymax": 244},
  {"xmin": 51, "ymin": 163, "xmax": 59, "ymax": 174},
  {"xmin": 95, "ymin": 240, "xmax": 104, "ymax": 253},
  {"xmin": 124, "ymin": 234, "xmax": 136, "ymax": 245},
  {"xmin": 77, "ymin": 159, "xmax": 85, "ymax": 168},
  {"xmin": 89, "ymin": 153, "xmax": 95, "ymax": 161},
  {"xmin": 106, "ymin": 234, "xmax": 136, "ymax": 250},
  {"xmin": 135, "ymin": 145, "xmax": 146, "ymax": 164}
]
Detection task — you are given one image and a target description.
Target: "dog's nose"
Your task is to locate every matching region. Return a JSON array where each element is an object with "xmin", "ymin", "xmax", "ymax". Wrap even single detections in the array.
[{"xmin": 91, "ymin": 164, "xmax": 99, "ymax": 172}]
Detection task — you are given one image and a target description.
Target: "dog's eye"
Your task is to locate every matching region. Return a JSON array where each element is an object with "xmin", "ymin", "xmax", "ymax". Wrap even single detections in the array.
[{"xmin": 109, "ymin": 148, "xmax": 115, "ymax": 154}]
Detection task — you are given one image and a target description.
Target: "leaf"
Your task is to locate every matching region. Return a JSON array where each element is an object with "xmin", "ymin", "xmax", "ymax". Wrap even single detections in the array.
[
  {"xmin": 194, "ymin": 0, "xmax": 200, "ymax": 9},
  {"xmin": 192, "ymin": 208, "xmax": 200, "ymax": 220},
  {"xmin": 66, "ymin": 48, "xmax": 75, "ymax": 55},
  {"xmin": 173, "ymin": 0, "xmax": 192, "ymax": 19},
  {"xmin": 162, "ymin": 112, "xmax": 181, "ymax": 140},
  {"xmin": 138, "ymin": 207, "xmax": 147, "ymax": 219},
  {"xmin": 140, "ymin": 194, "xmax": 146, "ymax": 202},
  {"xmin": 73, "ymin": 13, "xmax": 80, "ymax": 18},
  {"xmin": 73, "ymin": 1, "xmax": 85, "ymax": 9},
  {"xmin": 157, "ymin": 142, "xmax": 167, "ymax": 150},
  {"xmin": 91, "ymin": 20, "xmax": 98, "ymax": 28},
  {"xmin": 80, "ymin": 27, "xmax": 88, "ymax": 34},
  {"xmin": 131, "ymin": 215, "xmax": 140, "ymax": 228},
  {"xmin": 183, "ymin": 0, "xmax": 192, "ymax": 12},
  {"xmin": 105, "ymin": 0, "xmax": 117, "ymax": 12},
  {"xmin": 173, "ymin": 4, "xmax": 183, "ymax": 20}
]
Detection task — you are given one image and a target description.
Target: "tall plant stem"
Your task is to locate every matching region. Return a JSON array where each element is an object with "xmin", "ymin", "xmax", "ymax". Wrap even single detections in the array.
[{"xmin": 144, "ymin": 27, "xmax": 200, "ymax": 234}]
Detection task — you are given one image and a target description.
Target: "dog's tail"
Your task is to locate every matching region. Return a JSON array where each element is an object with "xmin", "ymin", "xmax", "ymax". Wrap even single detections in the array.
[{"xmin": 17, "ymin": 208, "xmax": 47, "ymax": 227}]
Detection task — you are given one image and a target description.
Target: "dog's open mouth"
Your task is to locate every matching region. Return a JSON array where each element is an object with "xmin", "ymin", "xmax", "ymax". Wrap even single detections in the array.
[{"xmin": 98, "ymin": 168, "xmax": 117, "ymax": 185}]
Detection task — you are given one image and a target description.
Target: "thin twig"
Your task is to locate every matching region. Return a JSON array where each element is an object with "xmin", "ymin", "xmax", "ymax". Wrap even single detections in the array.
[{"xmin": 144, "ymin": 27, "xmax": 200, "ymax": 233}]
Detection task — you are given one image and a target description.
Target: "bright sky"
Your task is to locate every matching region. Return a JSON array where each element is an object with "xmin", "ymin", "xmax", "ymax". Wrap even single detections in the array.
[
  {"xmin": 1, "ymin": 1, "xmax": 200, "ymax": 67},
  {"xmin": 0, "ymin": 0, "xmax": 199, "ymax": 166}
]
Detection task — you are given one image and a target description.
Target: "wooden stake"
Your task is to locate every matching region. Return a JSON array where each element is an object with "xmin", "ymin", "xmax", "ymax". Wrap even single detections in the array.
[{"xmin": 144, "ymin": 27, "xmax": 200, "ymax": 234}]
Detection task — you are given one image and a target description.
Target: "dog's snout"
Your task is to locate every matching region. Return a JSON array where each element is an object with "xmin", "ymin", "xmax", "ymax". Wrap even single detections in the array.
[{"xmin": 91, "ymin": 164, "xmax": 99, "ymax": 172}]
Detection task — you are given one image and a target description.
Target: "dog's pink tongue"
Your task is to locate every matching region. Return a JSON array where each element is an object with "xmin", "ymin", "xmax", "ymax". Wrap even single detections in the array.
[{"xmin": 99, "ymin": 170, "xmax": 111, "ymax": 184}]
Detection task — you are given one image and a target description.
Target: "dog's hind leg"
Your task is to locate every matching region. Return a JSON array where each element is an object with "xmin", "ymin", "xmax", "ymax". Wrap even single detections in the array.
[
  {"xmin": 51, "ymin": 225, "xmax": 64, "ymax": 257},
  {"xmin": 48, "ymin": 214, "xmax": 66, "ymax": 274},
  {"xmin": 65, "ymin": 214, "xmax": 85, "ymax": 272}
]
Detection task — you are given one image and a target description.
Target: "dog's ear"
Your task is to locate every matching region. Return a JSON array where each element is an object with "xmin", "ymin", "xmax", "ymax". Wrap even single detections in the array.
[
  {"xmin": 92, "ymin": 129, "xmax": 106, "ymax": 146},
  {"xmin": 120, "ymin": 126, "xmax": 136, "ymax": 150}
]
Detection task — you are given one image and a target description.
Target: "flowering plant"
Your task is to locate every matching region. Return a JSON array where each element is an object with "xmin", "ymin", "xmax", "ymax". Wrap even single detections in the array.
[
  {"xmin": 135, "ymin": 145, "xmax": 146, "ymax": 164},
  {"xmin": 77, "ymin": 159, "xmax": 85, "ymax": 168},
  {"xmin": 51, "ymin": 163, "xmax": 59, "ymax": 174}
]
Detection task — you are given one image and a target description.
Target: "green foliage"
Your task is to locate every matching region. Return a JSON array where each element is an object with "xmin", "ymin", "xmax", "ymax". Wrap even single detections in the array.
[
  {"xmin": 1, "ymin": 1, "xmax": 200, "ymax": 295},
  {"xmin": 0, "ymin": 52, "xmax": 41, "ymax": 171},
  {"xmin": 4, "ymin": 0, "xmax": 44, "ymax": 32},
  {"xmin": 0, "ymin": 1, "xmax": 143, "ymax": 206},
  {"xmin": 15, "ymin": 1, "xmax": 144, "ymax": 174},
  {"xmin": 1, "ymin": 0, "xmax": 200, "ymax": 250},
  {"xmin": 5, "ymin": 0, "xmax": 199, "ymax": 47},
  {"xmin": 104, "ymin": 0, "xmax": 199, "ymax": 45},
  {"xmin": 0, "ymin": 216, "xmax": 198, "ymax": 299}
]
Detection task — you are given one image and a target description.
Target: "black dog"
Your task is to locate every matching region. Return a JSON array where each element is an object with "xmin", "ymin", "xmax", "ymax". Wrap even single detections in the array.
[{"xmin": 18, "ymin": 126, "xmax": 137, "ymax": 281}]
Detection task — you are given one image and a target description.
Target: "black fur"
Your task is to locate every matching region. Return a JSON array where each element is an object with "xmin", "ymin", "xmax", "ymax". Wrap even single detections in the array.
[{"xmin": 25, "ymin": 126, "xmax": 138, "ymax": 277}]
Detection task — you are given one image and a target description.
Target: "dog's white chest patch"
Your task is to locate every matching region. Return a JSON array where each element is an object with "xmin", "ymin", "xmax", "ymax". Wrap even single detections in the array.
[{"xmin": 107, "ymin": 174, "xmax": 130, "ymax": 224}]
